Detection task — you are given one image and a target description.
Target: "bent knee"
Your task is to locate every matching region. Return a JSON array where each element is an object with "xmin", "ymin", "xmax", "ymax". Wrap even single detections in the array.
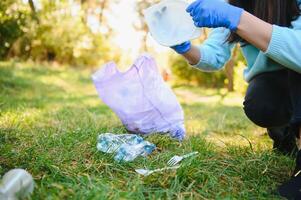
[{"xmin": 243, "ymin": 101, "xmax": 291, "ymax": 128}]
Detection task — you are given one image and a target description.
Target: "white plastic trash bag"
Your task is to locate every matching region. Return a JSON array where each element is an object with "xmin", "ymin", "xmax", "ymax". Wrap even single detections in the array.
[
  {"xmin": 92, "ymin": 54, "xmax": 185, "ymax": 141},
  {"xmin": 144, "ymin": 0, "xmax": 201, "ymax": 47}
]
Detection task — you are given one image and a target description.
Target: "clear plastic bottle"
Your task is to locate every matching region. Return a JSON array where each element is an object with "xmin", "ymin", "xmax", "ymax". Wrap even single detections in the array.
[
  {"xmin": 114, "ymin": 141, "xmax": 156, "ymax": 162},
  {"xmin": 97, "ymin": 133, "xmax": 143, "ymax": 153},
  {"xmin": 97, "ymin": 133, "xmax": 156, "ymax": 162},
  {"xmin": 0, "ymin": 169, "xmax": 34, "ymax": 200}
]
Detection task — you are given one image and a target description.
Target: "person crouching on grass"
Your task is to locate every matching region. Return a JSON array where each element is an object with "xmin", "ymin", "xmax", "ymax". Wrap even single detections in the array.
[{"xmin": 171, "ymin": 0, "xmax": 301, "ymax": 198}]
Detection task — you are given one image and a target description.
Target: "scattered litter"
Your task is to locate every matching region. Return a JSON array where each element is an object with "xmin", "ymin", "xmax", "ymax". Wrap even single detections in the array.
[
  {"xmin": 135, "ymin": 151, "xmax": 199, "ymax": 176},
  {"xmin": 0, "ymin": 169, "xmax": 34, "ymax": 200},
  {"xmin": 144, "ymin": 0, "xmax": 201, "ymax": 46},
  {"xmin": 92, "ymin": 54, "xmax": 185, "ymax": 141},
  {"xmin": 135, "ymin": 166, "xmax": 180, "ymax": 177},
  {"xmin": 167, "ymin": 151, "xmax": 199, "ymax": 166},
  {"xmin": 97, "ymin": 133, "xmax": 156, "ymax": 162},
  {"xmin": 97, "ymin": 133, "xmax": 143, "ymax": 153}
]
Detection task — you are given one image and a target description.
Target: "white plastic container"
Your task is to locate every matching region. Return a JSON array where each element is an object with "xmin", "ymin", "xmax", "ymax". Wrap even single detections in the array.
[
  {"xmin": 0, "ymin": 169, "xmax": 34, "ymax": 200},
  {"xmin": 144, "ymin": 0, "xmax": 201, "ymax": 47}
]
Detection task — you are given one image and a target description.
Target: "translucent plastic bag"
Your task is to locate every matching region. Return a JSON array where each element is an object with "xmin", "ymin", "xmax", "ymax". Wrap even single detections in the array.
[
  {"xmin": 144, "ymin": 0, "xmax": 201, "ymax": 47},
  {"xmin": 92, "ymin": 54, "xmax": 185, "ymax": 141}
]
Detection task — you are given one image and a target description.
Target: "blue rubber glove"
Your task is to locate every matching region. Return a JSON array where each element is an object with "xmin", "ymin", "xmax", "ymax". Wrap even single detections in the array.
[
  {"xmin": 171, "ymin": 41, "xmax": 191, "ymax": 54},
  {"xmin": 186, "ymin": 0, "xmax": 243, "ymax": 31}
]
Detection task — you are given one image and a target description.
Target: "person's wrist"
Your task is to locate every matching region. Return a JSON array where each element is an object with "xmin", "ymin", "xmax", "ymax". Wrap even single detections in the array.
[
  {"xmin": 171, "ymin": 41, "xmax": 191, "ymax": 54},
  {"xmin": 185, "ymin": 47, "xmax": 200, "ymax": 65}
]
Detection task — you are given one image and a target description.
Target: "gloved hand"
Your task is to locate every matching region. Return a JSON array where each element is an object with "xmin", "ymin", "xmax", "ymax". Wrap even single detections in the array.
[
  {"xmin": 186, "ymin": 0, "xmax": 243, "ymax": 31},
  {"xmin": 171, "ymin": 41, "xmax": 191, "ymax": 54}
]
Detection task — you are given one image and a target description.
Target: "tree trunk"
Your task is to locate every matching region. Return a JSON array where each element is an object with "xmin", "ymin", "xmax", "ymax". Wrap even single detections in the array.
[
  {"xmin": 141, "ymin": 23, "xmax": 149, "ymax": 52},
  {"xmin": 28, "ymin": 0, "xmax": 39, "ymax": 23},
  {"xmin": 225, "ymin": 45, "xmax": 238, "ymax": 92},
  {"xmin": 28, "ymin": 0, "xmax": 36, "ymax": 12},
  {"xmin": 99, "ymin": 0, "xmax": 108, "ymax": 23}
]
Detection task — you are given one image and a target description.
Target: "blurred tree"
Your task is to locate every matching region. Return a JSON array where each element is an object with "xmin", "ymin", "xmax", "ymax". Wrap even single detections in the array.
[
  {"xmin": 28, "ymin": 0, "xmax": 39, "ymax": 23},
  {"xmin": 0, "ymin": 0, "xmax": 111, "ymax": 66},
  {"xmin": 99, "ymin": 0, "xmax": 108, "ymax": 24},
  {"xmin": 233, "ymin": 49, "xmax": 248, "ymax": 93},
  {"xmin": 135, "ymin": 0, "xmax": 160, "ymax": 52},
  {"xmin": 224, "ymin": 45, "xmax": 239, "ymax": 92},
  {"xmin": 29, "ymin": 1, "xmax": 109, "ymax": 65},
  {"xmin": 0, "ymin": 0, "xmax": 30, "ymax": 59},
  {"xmin": 80, "ymin": 0, "xmax": 112, "ymax": 32},
  {"xmin": 28, "ymin": 0, "xmax": 36, "ymax": 13}
]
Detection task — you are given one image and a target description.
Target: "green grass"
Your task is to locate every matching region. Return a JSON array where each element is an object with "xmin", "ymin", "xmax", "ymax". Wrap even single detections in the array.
[{"xmin": 0, "ymin": 61, "xmax": 294, "ymax": 199}]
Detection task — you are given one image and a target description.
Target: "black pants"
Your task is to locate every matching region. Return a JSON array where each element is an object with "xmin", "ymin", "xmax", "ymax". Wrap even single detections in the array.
[{"xmin": 243, "ymin": 70, "xmax": 301, "ymax": 140}]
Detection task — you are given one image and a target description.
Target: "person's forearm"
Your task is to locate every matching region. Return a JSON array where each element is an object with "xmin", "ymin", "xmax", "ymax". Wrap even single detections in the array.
[
  {"xmin": 236, "ymin": 11, "xmax": 273, "ymax": 52},
  {"xmin": 182, "ymin": 45, "xmax": 201, "ymax": 65},
  {"xmin": 180, "ymin": 11, "xmax": 273, "ymax": 65}
]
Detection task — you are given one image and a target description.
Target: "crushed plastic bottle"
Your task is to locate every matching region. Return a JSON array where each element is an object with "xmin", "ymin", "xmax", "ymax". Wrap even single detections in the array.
[
  {"xmin": 97, "ymin": 133, "xmax": 156, "ymax": 162},
  {"xmin": 0, "ymin": 169, "xmax": 34, "ymax": 200},
  {"xmin": 97, "ymin": 133, "xmax": 144, "ymax": 153},
  {"xmin": 114, "ymin": 141, "xmax": 156, "ymax": 162}
]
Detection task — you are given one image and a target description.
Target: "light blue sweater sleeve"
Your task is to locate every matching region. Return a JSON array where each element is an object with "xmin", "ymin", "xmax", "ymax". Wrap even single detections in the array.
[
  {"xmin": 193, "ymin": 28, "xmax": 235, "ymax": 72},
  {"xmin": 264, "ymin": 15, "xmax": 301, "ymax": 73}
]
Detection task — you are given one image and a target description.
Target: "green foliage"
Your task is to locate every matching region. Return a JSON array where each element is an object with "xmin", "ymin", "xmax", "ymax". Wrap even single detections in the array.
[
  {"xmin": 233, "ymin": 49, "xmax": 248, "ymax": 93},
  {"xmin": 28, "ymin": 2, "xmax": 108, "ymax": 66},
  {"xmin": 0, "ymin": 0, "xmax": 109, "ymax": 66},
  {"xmin": 171, "ymin": 55, "xmax": 227, "ymax": 88},
  {"xmin": 0, "ymin": 61, "xmax": 293, "ymax": 199},
  {"xmin": 234, "ymin": 61, "xmax": 248, "ymax": 93},
  {"xmin": 0, "ymin": 1, "xmax": 30, "ymax": 58}
]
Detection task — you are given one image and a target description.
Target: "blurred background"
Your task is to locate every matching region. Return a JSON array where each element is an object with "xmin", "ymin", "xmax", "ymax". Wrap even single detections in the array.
[{"xmin": 0, "ymin": 0, "xmax": 247, "ymax": 92}]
